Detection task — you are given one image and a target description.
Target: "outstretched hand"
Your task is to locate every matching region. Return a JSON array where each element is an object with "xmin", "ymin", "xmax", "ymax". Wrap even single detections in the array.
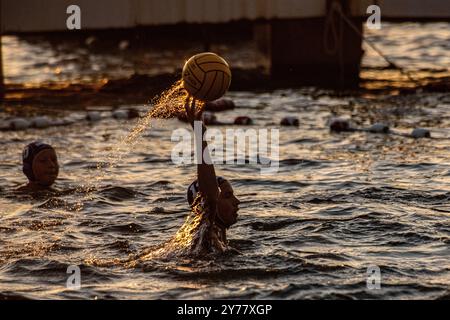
[{"xmin": 184, "ymin": 95, "xmax": 203, "ymax": 127}]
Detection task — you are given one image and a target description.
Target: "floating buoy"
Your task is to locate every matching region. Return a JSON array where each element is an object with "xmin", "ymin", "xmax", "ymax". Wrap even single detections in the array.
[
  {"xmin": 368, "ymin": 123, "xmax": 390, "ymax": 134},
  {"xmin": 112, "ymin": 110, "xmax": 128, "ymax": 119},
  {"xmin": 280, "ymin": 116, "xmax": 299, "ymax": 126},
  {"xmin": 329, "ymin": 118, "xmax": 351, "ymax": 132},
  {"xmin": 234, "ymin": 116, "xmax": 253, "ymax": 125},
  {"xmin": 52, "ymin": 118, "xmax": 74, "ymax": 127},
  {"xmin": 9, "ymin": 118, "xmax": 31, "ymax": 130},
  {"xmin": 128, "ymin": 108, "xmax": 140, "ymax": 119},
  {"xmin": 86, "ymin": 111, "xmax": 101, "ymax": 122},
  {"xmin": 205, "ymin": 98, "xmax": 235, "ymax": 112},
  {"xmin": 0, "ymin": 121, "xmax": 9, "ymax": 131},
  {"xmin": 411, "ymin": 128, "xmax": 431, "ymax": 138},
  {"xmin": 202, "ymin": 112, "xmax": 218, "ymax": 125},
  {"xmin": 31, "ymin": 116, "xmax": 51, "ymax": 128}
]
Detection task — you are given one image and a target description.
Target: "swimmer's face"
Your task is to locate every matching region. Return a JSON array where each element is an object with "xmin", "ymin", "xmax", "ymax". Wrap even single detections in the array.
[
  {"xmin": 32, "ymin": 149, "xmax": 59, "ymax": 186},
  {"xmin": 217, "ymin": 181, "xmax": 240, "ymax": 228}
]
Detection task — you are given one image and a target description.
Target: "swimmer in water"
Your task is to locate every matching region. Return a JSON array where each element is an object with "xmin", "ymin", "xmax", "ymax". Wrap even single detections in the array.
[
  {"xmin": 137, "ymin": 96, "xmax": 240, "ymax": 260},
  {"xmin": 16, "ymin": 141, "xmax": 59, "ymax": 193}
]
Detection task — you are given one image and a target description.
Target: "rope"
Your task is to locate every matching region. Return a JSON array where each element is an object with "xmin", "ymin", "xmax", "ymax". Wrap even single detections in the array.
[
  {"xmin": 324, "ymin": 1, "xmax": 345, "ymax": 88},
  {"xmin": 324, "ymin": 1, "xmax": 342, "ymax": 56},
  {"xmin": 341, "ymin": 6, "xmax": 418, "ymax": 83},
  {"xmin": 324, "ymin": 0, "xmax": 419, "ymax": 85}
]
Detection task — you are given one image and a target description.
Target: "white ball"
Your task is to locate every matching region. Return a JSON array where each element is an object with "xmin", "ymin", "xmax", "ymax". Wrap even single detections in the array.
[{"xmin": 182, "ymin": 52, "xmax": 232, "ymax": 101}]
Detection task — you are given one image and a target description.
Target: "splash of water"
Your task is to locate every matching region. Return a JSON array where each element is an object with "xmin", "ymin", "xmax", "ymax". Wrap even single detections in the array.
[
  {"xmin": 73, "ymin": 80, "xmax": 196, "ymax": 211},
  {"xmin": 85, "ymin": 194, "xmax": 227, "ymax": 268}
]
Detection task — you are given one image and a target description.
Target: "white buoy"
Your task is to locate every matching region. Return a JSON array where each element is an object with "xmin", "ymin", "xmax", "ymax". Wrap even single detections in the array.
[
  {"xmin": 9, "ymin": 118, "xmax": 31, "ymax": 130},
  {"xmin": 0, "ymin": 121, "xmax": 8, "ymax": 130},
  {"xmin": 112, "ymin": 110, "xmax": 128, "ymax": 119},
  {"xmin": 86, "ymin": 111, "xmax": 101, "ymax": 122},
  {"xmin": 411, "ymin": 128, "xmax": 431, "ymax": 138},
  {"xmin": 368, "ymin": 123, "xmax": 390, "ymax": 134},
  {"xmin": 31, "ymin": 116, "xmax": 51, "ymax": 128},
  {"xmin": 52, "ymin": 118, "xmax": 74, "ymax": 127}
]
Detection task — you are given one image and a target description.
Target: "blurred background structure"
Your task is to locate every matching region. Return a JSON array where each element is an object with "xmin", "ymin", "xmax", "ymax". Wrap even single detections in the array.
[{"xmin": 0, "ymin": 0, "xmax": 449, "ymax": 105}]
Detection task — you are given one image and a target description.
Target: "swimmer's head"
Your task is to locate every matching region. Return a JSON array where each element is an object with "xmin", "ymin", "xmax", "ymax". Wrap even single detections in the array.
[
  {"xmin": 187, "ymin": 177, "xmax": 240, "ymax": 228},
  {"xmin": 22, "ymin": 141, "xmax": 59, "ymax": 187}
]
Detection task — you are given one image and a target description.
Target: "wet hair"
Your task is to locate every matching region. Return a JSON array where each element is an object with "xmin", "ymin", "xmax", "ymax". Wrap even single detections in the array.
[
  {"xmin": 22, "ymin": 141, "xmax": 54, "ymax": 182},
  {"xmin": 187, "ymin": 176, "xmax": 226, "ymax": 206}
]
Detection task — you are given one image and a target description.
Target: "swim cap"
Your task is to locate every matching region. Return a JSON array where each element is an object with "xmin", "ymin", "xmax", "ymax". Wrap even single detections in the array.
[
  {"xmin": 187, "ymin": 176, "xmax": 226, "ymax": 205},
  {"xmin": 22, "ymin": 141, "xmax": 54, "ymax": 181}
]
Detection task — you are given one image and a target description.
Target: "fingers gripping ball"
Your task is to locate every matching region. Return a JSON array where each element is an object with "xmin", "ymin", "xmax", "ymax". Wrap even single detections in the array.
[{"xmin": 182, "ymin": 52, "xmax": 232, "ymax": 101}]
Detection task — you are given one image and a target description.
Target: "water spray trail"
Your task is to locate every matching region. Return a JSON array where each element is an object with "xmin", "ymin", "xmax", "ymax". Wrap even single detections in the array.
[{"xmin": 73, "ymin": 80, "xmax": 188, "ymax": 211}]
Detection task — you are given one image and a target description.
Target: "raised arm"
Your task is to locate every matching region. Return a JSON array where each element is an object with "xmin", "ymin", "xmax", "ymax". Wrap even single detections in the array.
[{"xmin": 184, "ymin": 96, "xmax": 220, "ymax": 208}]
